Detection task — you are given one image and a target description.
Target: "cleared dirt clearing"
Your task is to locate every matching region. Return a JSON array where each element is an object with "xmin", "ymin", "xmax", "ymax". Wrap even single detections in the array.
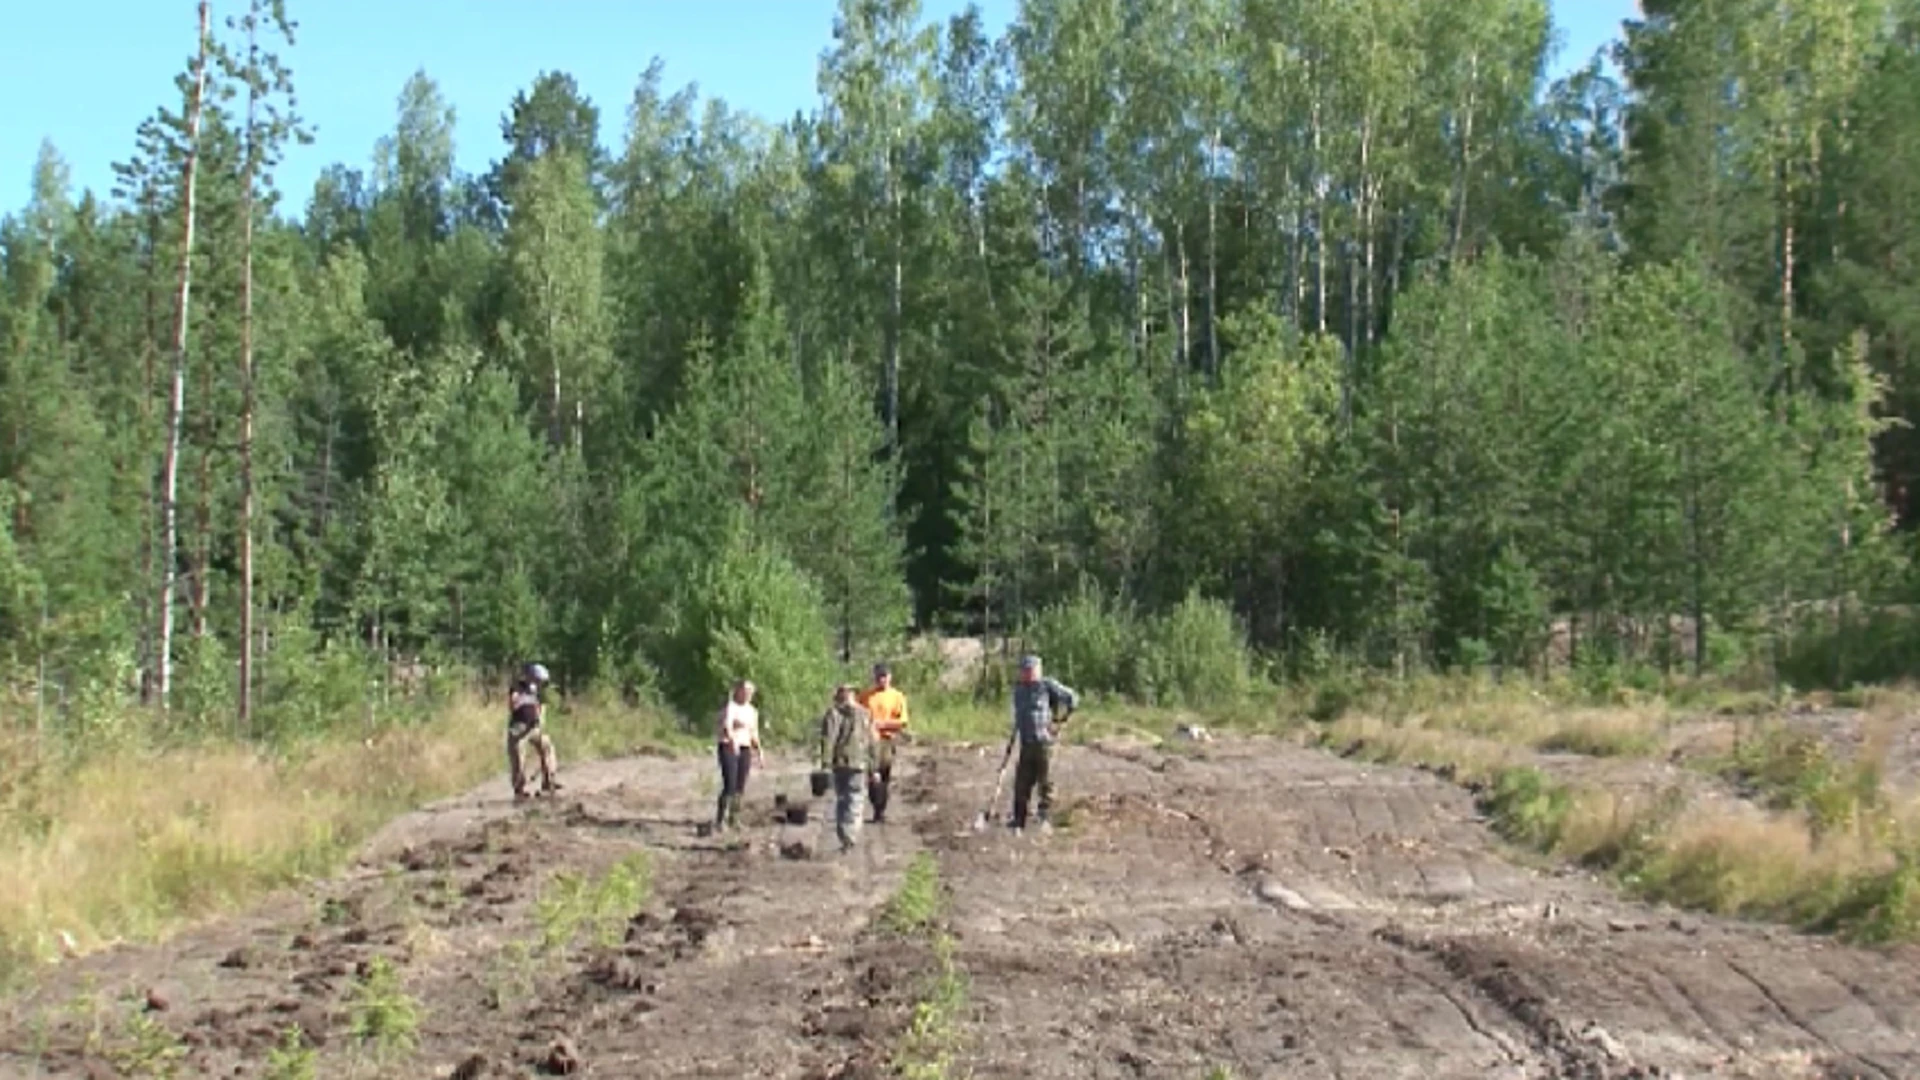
[{"xmin": 3, "ymin": 733, "xmax": 1917, "ymax": 1078}]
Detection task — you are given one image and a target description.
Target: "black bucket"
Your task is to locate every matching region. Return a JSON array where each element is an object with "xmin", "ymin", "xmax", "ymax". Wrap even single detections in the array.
[
  {"xmin": 784, "ymin": 804, "xmax": 810, "ymax": 825},
  {"xmin": 809, "ymin": 770, "xmax": 831, "ymax": 798}
]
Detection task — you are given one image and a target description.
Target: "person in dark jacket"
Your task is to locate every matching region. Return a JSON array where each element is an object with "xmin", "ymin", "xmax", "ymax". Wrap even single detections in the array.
[
  {"xmin": 508, "ymin": 662, "xmax": 561, "ymax": 800},
  {"xmin": 1008, "ymin": 654, "xmax": 1077, "ymax": 831}
]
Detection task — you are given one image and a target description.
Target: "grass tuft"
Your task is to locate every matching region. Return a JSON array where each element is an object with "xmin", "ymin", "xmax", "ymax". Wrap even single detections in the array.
[
  {"xmin": 262, "ymin": 1024, "xmax": 318, "ymax": 1080},
  {"xmin": 534, "ymin": 852, "xmax": 652, "ymax": 954},
  {"xmin": 345, "ymin": 955, "xmax": 420, "ymax": 1058}
]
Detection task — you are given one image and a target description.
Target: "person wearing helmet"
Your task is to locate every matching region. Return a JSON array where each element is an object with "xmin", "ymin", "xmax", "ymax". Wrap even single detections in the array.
[{"xmin": 508, "ymin": 662, "xmax": 561, "ymax": 800}]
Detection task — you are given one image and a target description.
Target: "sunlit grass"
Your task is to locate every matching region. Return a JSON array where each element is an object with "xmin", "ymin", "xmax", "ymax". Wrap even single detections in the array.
[{"xmin": 0, "ymin": 693, "xmax": 684, "ymax": 985}]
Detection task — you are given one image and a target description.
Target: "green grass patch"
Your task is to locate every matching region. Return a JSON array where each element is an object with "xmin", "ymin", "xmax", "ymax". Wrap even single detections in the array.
[
  {"xmin": 1716, "ymin": 724, "xmax": 1887, "ymax": 838},
  {"xmin": 883, "ymin": 852, "xmax": 945, "ymax": 936},
  {"xmin": 345, "ymin": 955, "xmax": 420, "ymax": 1059},
  {"xmin": 1480, "ymin": 767, "xmax": 1574, "ymax": 850},
  {"xmin": 534, "ymin": 852, "xmax": 652, "ymax": 954},
  {"xmin": 880, "ymin": 851, "xmax": 969, "ymax": 1080}
]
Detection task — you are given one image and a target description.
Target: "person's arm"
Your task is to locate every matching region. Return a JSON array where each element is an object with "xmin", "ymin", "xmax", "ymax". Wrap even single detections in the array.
[
  {"xmin": 816, "ymin": 710, "xmax": 831, "ymax": 768},
  {"xmin": 1047, "ymin": 678, "xmax": 1078, "ymax": 721},
  {"xmin": 860, "ymin": 709, "xmax": 878, "ymax": 773}
]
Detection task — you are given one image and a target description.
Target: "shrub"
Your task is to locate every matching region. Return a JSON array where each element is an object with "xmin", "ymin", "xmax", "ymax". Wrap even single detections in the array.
[
  {"xmin": 1134, "ymin": 590, "xmax": 1255, "ymax": 707},
  {"xmin": 654, "ymin": 527, "xmax": 838, "ymax": 742},
  {"xmin": 1023, "ymin": 581, "xmax": 1140, "ymax": 697}
]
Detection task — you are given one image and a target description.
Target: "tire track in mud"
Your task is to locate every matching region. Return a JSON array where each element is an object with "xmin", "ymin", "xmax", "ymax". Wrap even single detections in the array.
[
  {"xmin": 9, "ymin": 737, "xmax": 1920, "ymax": 1078},
  {"xmin": 1079, "ymin": 740, "xmax": 1602, "ymax": 1076},
  {"xmin": 1064, "ymin": 736, "xmax": 1920, "ymax": 1079}
]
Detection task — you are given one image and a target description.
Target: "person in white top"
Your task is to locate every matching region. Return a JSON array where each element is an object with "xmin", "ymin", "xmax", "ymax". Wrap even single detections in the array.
[{"xmin": 714, "ymin": 679, "xmax": 762, "ymax": 830}]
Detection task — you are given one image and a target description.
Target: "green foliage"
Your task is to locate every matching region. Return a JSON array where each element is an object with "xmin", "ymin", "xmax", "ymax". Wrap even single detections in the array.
[
  {"xmin": 345, "ymin": 955, "xmax": 419, "ymax": 1056},
  {"xmin": 1721, "ymin": 725, "xmax": 1885, "ymax": 837},
  {"xmin": 169, "ymin": 634, "xmax": 236, "ymax": 739},
  {"xmin": 884, "ymin": 852, "xmax": 946, "ymax": 936},
  {"xmin": 654, "ymin": 519, "xmax": 838, "ymax": 741},
  {"xmin": 1024, "ymin": 581, "xmax": 1140, "ymax": 697},
  {"xmin": 110, "ymin": 1007, "xmax": 186, "ymax": 1078},
  {"xmin": 262, "ymin": 1025, "xmax": 317, "ymax": 1080},
  {"xmin": 7, "ymin": 0, "xmax": 1920, "ymax": 765},
  {"xmin": 1133, "ymin": 591, "xmax": 1256, "ymax": 708},
  {"xmin": 535, "ymin": 852, "xmax": 652, "ymax": 953},
  {"xmin": 1480, "ymin": 767, "xmax": 1572, "ymax": 851}
]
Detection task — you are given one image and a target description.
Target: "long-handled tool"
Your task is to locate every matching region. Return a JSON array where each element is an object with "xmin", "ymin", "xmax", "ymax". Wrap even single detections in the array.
[{"xmin": 970, "ymin": 732, "xmax": 1017, "ymax": 832}]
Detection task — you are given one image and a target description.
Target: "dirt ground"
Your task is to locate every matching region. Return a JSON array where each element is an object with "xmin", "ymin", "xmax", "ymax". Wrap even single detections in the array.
[{"xmin": 3, "ymin": 731, "xmax": 1919, "ymax": 1079}]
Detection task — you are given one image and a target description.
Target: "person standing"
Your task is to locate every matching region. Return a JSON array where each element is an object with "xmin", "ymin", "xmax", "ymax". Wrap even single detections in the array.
[
  {"xmin": 1009, "ymin": 654, "xmax": 1077, "ymax": 831},
  {"xmin": 816, "ymin": 683, "xmax": 875, "ymax": 853},
  {"xmin": 857, "ymin": 662, "xmax": 910, "ymax": 824},
  {"xmin": 714, "ymin": 679, "xmax": 762, "ymax": 830},
  {"xmin": 508, "ymin": 662, "xmax": 561, "ymax": 800}
]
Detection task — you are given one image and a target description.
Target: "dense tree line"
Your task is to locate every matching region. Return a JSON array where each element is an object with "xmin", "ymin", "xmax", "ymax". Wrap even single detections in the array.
[{"xmin": 3, "ymin": 0, "xmax": 1916, "ymax": 737}]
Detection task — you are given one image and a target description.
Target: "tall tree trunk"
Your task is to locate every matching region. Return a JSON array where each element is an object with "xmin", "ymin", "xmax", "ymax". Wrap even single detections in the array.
[
  {"xmin": 1206, "ymin": 125, "xmax": 1221, "ymax": 381},
  {"xmin": 138, "ymin": 192, "xmax": 161, "ymax": 704},
  {"xmin": 886, "ymin": 164, "xmax": 903, "ymax": 464},
  {"xmin": 1312, "ymin": 99, "xmax": 1327, "ymax": 336},
  {"xmin": 1177, "ymin": 221, "xmax": 1192, "ymax": 371},
  {"xmin": 1343, "ymin": 243, "xmax": 1356, "ymax": 429},
  {"xmin": 192, "ymin": 358, "xmax": 214, "ymax": 639},
  {"xmin": 1360, "ymin": 116, "xmax": 1377, "ymax": 348},
  {"xmin": 1451, "ymin": 50, "xmax": 1480, "ymax": 263},
  {"xmin": 157, "ymin": 0, "xmax": 211, "ymax": 711},
  {"xmin": 237, "ymin": 5, "xmax": 260, "ymax": 735}
]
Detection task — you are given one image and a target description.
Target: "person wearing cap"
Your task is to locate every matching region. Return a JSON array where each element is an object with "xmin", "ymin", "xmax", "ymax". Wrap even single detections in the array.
[
  {"xmin": 714, "ymin": 679, "xmax": 762, "ymax": 830},
  {"xmin": 816, "ymin": 683, "xmax": 876, "ymax": 852},
  {"xmin": 857, "ymin": 662, "xmax": 910, "ymax": 824},
  {"xmin": 508, "ymin": 662, "xmax": 561, "ymax": 800},
  {"xmin": 1009, "ymin": 654, "xmax": 1077, "ymax": 831}
]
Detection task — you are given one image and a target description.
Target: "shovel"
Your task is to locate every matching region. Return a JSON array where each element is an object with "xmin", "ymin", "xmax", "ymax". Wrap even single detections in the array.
[{"xmin": 970, "ymin": 732, "xmax": 1018, "ymax": 832}]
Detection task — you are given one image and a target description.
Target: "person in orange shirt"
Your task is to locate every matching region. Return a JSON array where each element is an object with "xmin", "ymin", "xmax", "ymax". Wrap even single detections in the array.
[{"xmin": 857, "ymin": 661, "xmax": 910, "ymax": 824}]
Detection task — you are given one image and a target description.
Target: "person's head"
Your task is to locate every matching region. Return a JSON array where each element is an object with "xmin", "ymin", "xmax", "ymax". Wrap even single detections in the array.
[
  {"xmin": 1019, "ymin": 654, "xmax": 1041, "ymax": 683},
  {"xmin": 834, "ymin": 682, "xmax": 856, "ymax": 706},
  {"xmin": 871, "ymin": 662, "xmax": 892, "ymax": 690},
  {"xmin": 731, "ymin": 678, "xmax": 756, "ymax": 704},
  {"xmin": 523, "ymin": 662, "xmax": 551, "ymax": 687}
]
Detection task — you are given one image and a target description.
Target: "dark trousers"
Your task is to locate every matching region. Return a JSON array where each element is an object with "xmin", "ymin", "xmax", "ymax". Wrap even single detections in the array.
[
  {"xmin": 867, "ymin": 738, "xmax": 897, "ymax": 821},
  {"xmin": 1011, "ymin": 740, "xmax": 1053, "ymax": 827},
  {"xmin": 716, "ymin": 743, "xmax": 753, "ymax": 827}
]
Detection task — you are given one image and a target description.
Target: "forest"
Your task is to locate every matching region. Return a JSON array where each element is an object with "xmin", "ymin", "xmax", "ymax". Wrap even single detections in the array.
[{"xmin": 4, "ymin": 0, "xmax": 1920, "ymax": 745}]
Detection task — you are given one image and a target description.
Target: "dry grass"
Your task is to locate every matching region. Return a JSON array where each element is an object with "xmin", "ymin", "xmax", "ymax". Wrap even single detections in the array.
[
  {"xmin": 0, "ymin": 694, "xmax": 685, "ymax": 985},
  {"xmin": 1319, "ymin": 701, "xmax": 1668, "ymax": 785},
  {"xmin": 1620, "ymin": 802, "xmax": 1886, "ymax": 921},
  {"xmin": 1317, "ymin": 681, "xmax": 1920, "ymax": 942}
]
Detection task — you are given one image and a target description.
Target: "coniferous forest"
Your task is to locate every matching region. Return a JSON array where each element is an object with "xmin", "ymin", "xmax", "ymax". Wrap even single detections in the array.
[{"xmin": 5, "ymin": 0, "xmax": 1920, "ymax": 741}]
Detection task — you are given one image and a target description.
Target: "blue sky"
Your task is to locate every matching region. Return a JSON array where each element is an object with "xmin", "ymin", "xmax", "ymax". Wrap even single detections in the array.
[{"xmin": 0, "ymin": 0, "xmax": 1639, "ymax": 217}]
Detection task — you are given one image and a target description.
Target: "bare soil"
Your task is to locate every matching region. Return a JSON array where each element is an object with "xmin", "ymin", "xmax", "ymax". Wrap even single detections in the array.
[{"xmin": 4, "ymin": 733, "xmax": 1918, "ymax": 1079}]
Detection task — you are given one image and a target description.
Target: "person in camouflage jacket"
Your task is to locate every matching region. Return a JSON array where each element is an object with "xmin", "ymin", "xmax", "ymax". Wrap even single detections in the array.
[{"xmin": 816, "ymin": 684, "xmax": 875, "ymax": 852}]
